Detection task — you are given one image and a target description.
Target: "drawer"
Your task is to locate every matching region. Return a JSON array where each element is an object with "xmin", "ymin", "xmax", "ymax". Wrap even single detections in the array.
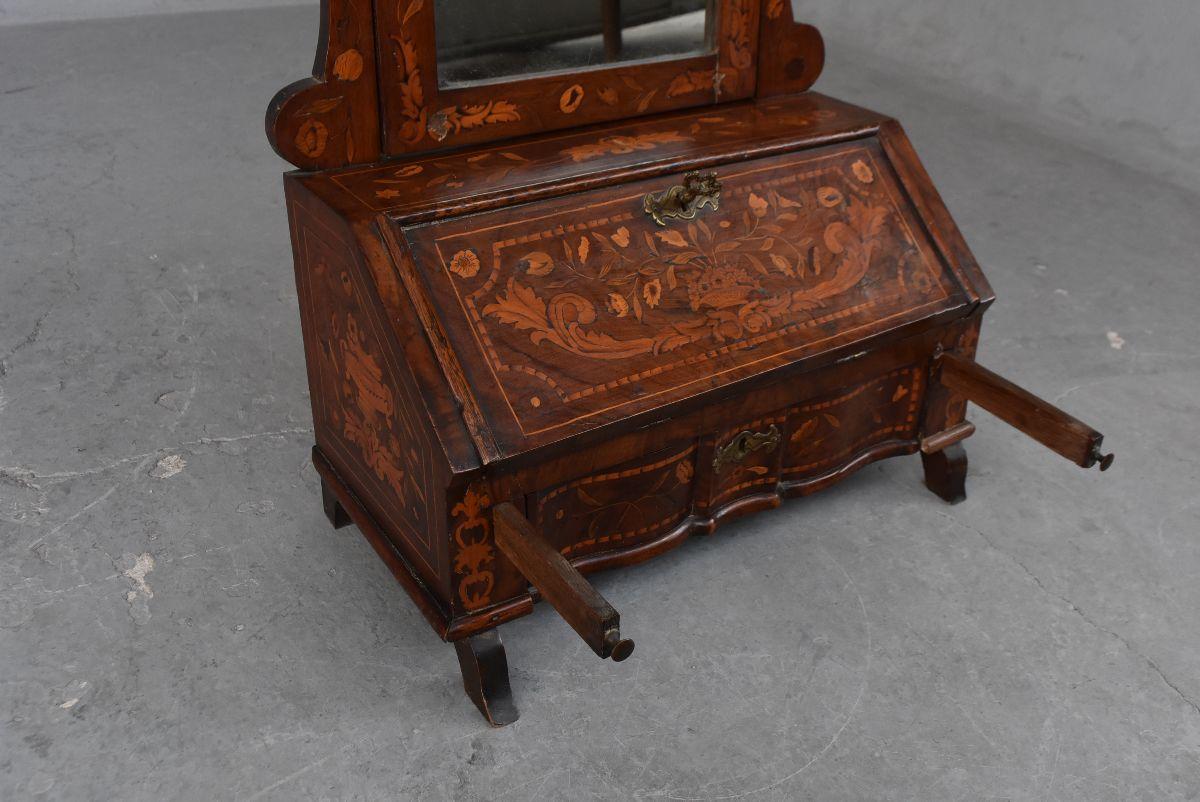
[
  {"xmin": 533, "ymin": 442, "xmax": 698, "ymax": 562},
  {"xmin": 781, "ymin": 365, "xmax": 924, "ymax": 493},
  {"xmin": 527, "ymin": 359, "xmax": 927, "ymax": 562},
  {"xmin": 707, "ymin": 411, "xmax": 787, "ymax": 512}
]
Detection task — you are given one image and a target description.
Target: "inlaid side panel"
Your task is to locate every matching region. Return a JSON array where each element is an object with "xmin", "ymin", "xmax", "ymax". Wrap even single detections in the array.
[
  {"xmin": 782, "ymin": 366, "xmax": 924, "ymax": 489},
  {"xmin": 291, "ymin": 202, "xmax": 446, "ymax": 590},
  {"xmin": 535, "ymin": 443, "xmax": 697, "ymax": 562}
]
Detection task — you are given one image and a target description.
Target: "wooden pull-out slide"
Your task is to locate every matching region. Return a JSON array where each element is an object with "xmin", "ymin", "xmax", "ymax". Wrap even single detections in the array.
[
  {"xmin": 494, "ymin": 503, "xmax": 635, "ymax": 662},
  {"xmin": 936, "ymin": 352, "xmax": 1114, "ymax": 470}
]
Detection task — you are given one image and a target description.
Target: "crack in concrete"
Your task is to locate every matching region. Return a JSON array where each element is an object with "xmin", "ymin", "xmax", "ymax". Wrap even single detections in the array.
[
  {"xmin": 0, "ymin": 308, "xmax": 50, "ymax": 376},
  {"xmin": 935, "ymin": 510, "xmax": 1200, "ymax": 720},
  {"xmin": 0, "ymin": 426, "xmax": 314, "ymax": 487}
]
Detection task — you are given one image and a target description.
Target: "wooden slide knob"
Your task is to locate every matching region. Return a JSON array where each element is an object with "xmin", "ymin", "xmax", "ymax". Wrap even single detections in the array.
[
  {"xmin": 604, "ymin": 629, "xmax": 635, "ymax": 662},
  {"xmin": 1090, "ymin": 443, "xmax": 1115, "ymax": 472}
]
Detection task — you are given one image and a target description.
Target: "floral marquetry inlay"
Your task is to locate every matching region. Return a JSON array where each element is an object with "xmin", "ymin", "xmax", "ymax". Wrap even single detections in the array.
[
  {"xmin": 295, "ymin": 209, "xmax": 441, "ymax": 580},
  {"xmin": 452, "ymin": 486, "xmax": 496, "ymax": 611},
  {"xmin": 538, "ymin": 445, "xmax": 697, "ymax": 560},
  {"xmin": 332, "ymin": 313, "xmax": 409, "ymax": 499},
  {"xmin": 408, "ymin": 144, "xmax": 964, "ymax": 440}
]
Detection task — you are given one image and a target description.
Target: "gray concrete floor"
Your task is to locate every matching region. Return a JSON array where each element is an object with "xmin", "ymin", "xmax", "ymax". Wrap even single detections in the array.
[{"xmin": 1, "ymin": 6, "xmax": 1198, "ymax": 801}]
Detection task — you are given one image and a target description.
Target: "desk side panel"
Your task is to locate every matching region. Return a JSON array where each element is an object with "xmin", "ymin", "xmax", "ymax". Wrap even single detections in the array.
[{"xmin": 285, "ymin": 179, "xmax": 457, "ymax": 610}]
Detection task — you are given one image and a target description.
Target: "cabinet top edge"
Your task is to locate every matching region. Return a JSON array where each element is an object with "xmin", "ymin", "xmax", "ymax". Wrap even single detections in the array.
[{"xmin": 288, "ymin": 92, "xmax": 891, "ymax": 222}]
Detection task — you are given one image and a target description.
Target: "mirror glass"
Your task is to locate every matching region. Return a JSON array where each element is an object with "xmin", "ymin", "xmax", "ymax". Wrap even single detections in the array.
[{"xmin": 435, "ymin": 0, "xmax": 715, "ymax": 88}]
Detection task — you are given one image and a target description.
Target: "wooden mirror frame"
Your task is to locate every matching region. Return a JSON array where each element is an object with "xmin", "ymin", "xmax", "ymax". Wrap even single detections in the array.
[
  {"xmin": 377, "ymin": 0, "xmax": 757, "ymax": 155},
  {"xmin": 267, "ymin": 0, "xmax": 823, "ymax": 171}
]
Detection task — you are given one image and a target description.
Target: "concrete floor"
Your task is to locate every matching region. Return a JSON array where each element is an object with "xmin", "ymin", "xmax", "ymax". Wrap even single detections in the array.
[{"xmin": 1, "ymin": 7, "xmax": 1198, "ymax": 801}]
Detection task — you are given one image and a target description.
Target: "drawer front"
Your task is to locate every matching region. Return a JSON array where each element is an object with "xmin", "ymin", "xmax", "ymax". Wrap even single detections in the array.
[
  {"xmin": 534, "ymin": 442, "xmax": 697, "ymax": 561},
  {"xmin": 708, "ymin": 411, "xmax": 787, "ymax": 510},
  {"xmin": 404, "ymin": 139, "xmax": 969, "ymax": 459},
  {"xmin": 782, "ymin": 365, "xmax": 924, "ymax": 490},
  {"xmin": 528, "ymin": 362, "xmax": 926, "ymax": 563}
]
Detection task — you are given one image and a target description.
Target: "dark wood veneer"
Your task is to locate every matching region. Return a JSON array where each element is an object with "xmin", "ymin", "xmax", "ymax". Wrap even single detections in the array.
[{"xmin": 269, "ymin": 0, "xmax": 1112, "ymax": 725}]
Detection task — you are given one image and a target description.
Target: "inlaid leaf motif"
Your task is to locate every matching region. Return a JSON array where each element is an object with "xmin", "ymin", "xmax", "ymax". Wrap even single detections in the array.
[
  {"xmin": 392, "ymin": 30, "xmax": 426, "ymax": 143},
  {"xmin": 430, "ymin": 101, "xmax": 521, "ymax": 140},
  {"xmin": 824, "ymin": 221, "xmax": 851, "ymax": 255},
  {"xmin": 726, "ymin": 0, "xmax": 755, "ymax": 70},
  {"xmin": 461, "ymin": 101, "xmax": 518, "ymax": 126},
  {"xmin": 483, "ymin": 280, "xmax": 551, "ymax": 332},
  {"xmin": 668, "ymin": 70, "xmax": 715, "ymax": 98},
  {"xmin": 657, "ymin": 230, "xmax": 688, "ymax": 248},
  {"xmin": 298, "ymin": 97, "xmax": 344, "ymax": 117},
  {"xmin": 612, "ymin": 227, "xmax": 631, "ymax": 248},
  {"xmin": 791, "ymin": 418, "xmax": 818, "ymax": 443},
  {"xmin": 576, "ymin": 486, "xmax": 603, "ymax": 507},
  {"xmin": 400, "ymin": 0, "xmax": 424, "ymax": 26},
  {"xmin": 522, "ymin": 251, "xmax": 555, "ymax": 276},
  {"xmin": 561, "ymin": 131, "xmax": 687, "ymax": 163},
  {"xmin": 848, "ymin": 200, "xmax": 888, "ymax": 240},
  {"xmin": 333, "ymin": 49, "xmax": 364, "ymax": 82},
  {"xmin": 578, "ymin": 236, "xmax": 590, "ymax": 263}
]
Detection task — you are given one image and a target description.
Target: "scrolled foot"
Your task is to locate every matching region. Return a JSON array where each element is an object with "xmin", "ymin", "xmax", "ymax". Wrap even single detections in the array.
[
  {"xmin": 922, "ymin": 443, "xmax": 968, "ymax": 504},
  {"xmin": 321, "ymin": 478, "xmax": 353, "ymax": 529},
  {"xmin": 454, "ymin": 630, "xmax": 519, "ymax": 726}
]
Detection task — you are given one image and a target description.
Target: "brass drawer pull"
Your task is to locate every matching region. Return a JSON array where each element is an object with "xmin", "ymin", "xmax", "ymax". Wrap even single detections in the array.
[
  {"xmin": 643, "ymin": 170, "xmax": 721, "ymax": 226},
  {"xmin": 713, "ymin": 425, "xmax": 781, "ymax": 473}
]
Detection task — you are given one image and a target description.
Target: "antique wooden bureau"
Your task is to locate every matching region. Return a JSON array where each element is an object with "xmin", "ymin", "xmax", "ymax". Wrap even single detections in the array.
[{"xmin": 267, "ymin": 0, "xmax": 1113, "ymax": 724}]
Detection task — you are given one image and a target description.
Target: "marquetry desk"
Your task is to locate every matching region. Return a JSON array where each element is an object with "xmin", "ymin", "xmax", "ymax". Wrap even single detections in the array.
[{"xmin": 267, "ymin": 0, "xmax": 1113, "ymax": 724}]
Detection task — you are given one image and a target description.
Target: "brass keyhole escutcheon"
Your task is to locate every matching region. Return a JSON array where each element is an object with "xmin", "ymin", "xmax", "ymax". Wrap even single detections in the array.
[
  {"xmin": 643, "ymin": 170, "xmax": 722, "ymax": 226},
  {"xmin": 713, "ymin": 425, "xmax": 782, "ymax": 473}
]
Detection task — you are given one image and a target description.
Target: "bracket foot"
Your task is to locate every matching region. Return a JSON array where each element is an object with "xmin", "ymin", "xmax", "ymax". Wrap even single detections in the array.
[
  {"xmin": 455, "ymin": 630, "xmax": 519, "ymax": 726},
  {"xmin": 922, "ymin": 443, "xmax": 968, "ymax": 504},
  {"xmin": 321, "ymin": 478, "xmax": 353, "ymax": 530}
]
